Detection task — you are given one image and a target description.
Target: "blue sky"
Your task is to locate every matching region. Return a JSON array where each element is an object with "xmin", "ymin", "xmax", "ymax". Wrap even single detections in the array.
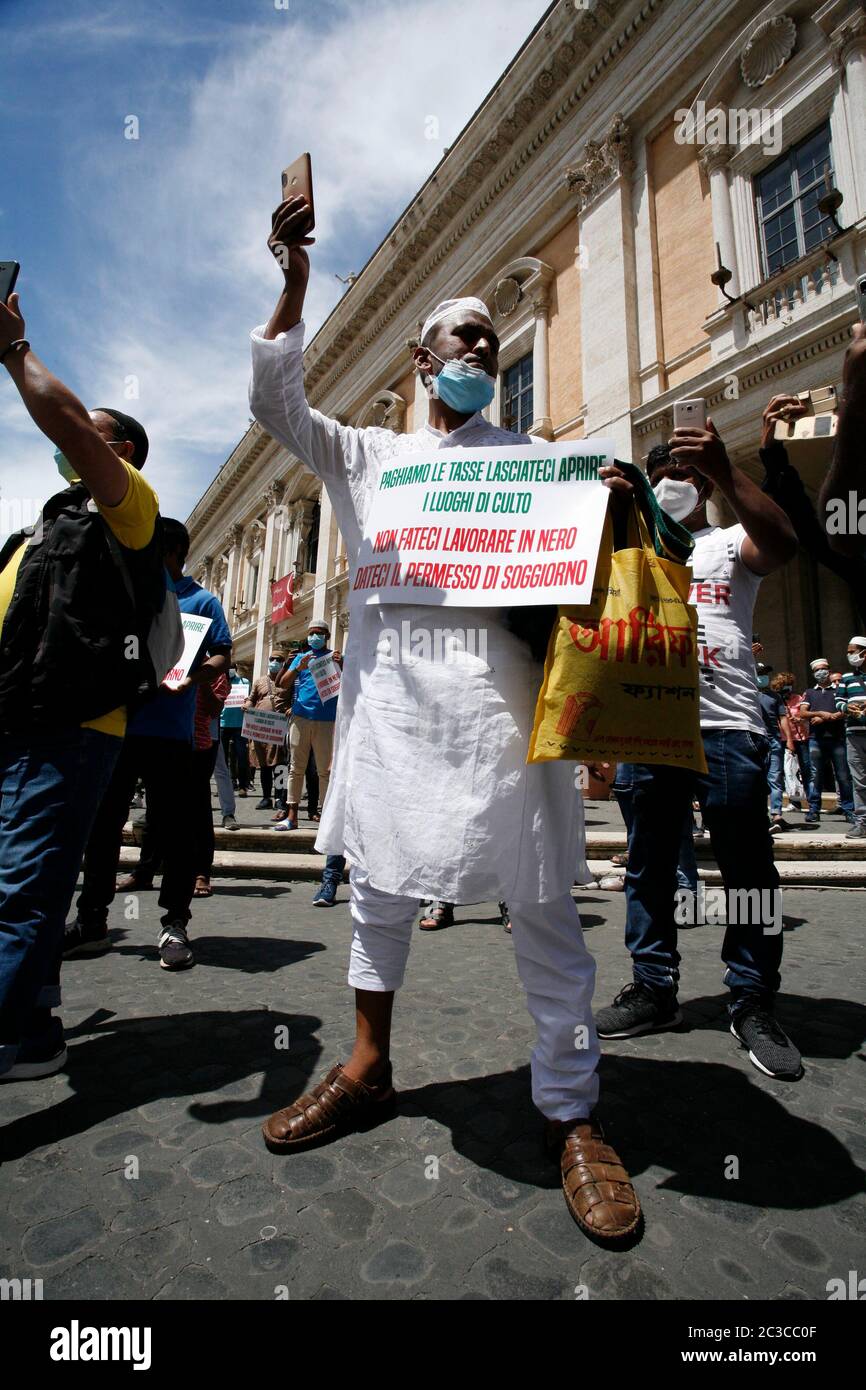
[{"xmin": 0, "ymin": 0, "xmax": 551, "ymax": 535}]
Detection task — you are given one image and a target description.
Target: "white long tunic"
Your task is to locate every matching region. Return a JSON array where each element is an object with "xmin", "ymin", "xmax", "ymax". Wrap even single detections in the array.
[{"xmin": 249, "ymin": 322, "xmax": 584, "ymax": 903}]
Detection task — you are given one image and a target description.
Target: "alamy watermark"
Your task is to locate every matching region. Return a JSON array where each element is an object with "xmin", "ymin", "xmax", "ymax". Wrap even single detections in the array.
[
  {"xmin": 380, "ymin": 619, "xmax": 488, "ymax": 665},
  {"xmin": 675, "ymin": 884, "xmax": 782, "ymax": 935},
  {"xmin": 674, "ymin": 102, "xmax": 782, "ymax": 158}
]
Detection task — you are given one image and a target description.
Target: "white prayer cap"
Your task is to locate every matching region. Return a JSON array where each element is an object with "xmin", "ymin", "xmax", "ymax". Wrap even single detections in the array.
[
  {"xmin": 308, "ymin": 618, "xmax": 330, "ymax": 635},
  {"xmin": 810, "ymin": 657, "xmax": 829, "ymax": 669},
  {"xmin": 421, "ymin": 297, "xmax": 493, "ymax": 344},
  {"xmin": 848, "ymin": 636, "xmax": 866, "ymax": 650}
]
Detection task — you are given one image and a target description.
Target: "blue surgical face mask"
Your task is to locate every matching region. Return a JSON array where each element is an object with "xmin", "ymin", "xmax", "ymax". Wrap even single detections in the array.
[
  {"xmin": 814, "ymin": 669, "xmax": 830, "ymax": 684},
  {"xmin": 268, "ymin": 660, "xmax": 281, "ymax": 675},
  {"xmin": 428, "ymin": 352, "xmax": 496, "ymax": 415},
  {"xmin": 308, "ymin": 633, "xmax": 327, "ymax": 651},
  {"xmin": 54, "ymin": 448, "xmax": 78, "ymax": 483},
  {"xmin": 757, "ymin": 675, "xmax": 770, "ymax": 689}
]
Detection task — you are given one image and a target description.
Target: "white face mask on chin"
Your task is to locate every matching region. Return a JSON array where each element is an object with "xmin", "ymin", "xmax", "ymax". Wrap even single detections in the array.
[{"xmin": 653, "ymin": 476, "xmax": 700, "ymax": 523}]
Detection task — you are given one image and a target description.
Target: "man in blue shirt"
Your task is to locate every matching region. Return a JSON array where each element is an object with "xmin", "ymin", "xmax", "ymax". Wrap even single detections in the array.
[
  {"xmin": 67, "ymin": 520, "xmax": 232, "ymax": 969},
  {"xmin": 275, "ymin": 620, "xmax": 341, "ymax": 831},
  {"xmin": 220, "ymin": 668, "xmax": 252, "ymax": 794}
]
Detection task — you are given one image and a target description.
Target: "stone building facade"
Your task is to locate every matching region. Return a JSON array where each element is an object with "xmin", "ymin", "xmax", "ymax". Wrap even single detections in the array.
[{"xmin": 186, "ymin": 0, "xmax": 866, "ymax": 682}]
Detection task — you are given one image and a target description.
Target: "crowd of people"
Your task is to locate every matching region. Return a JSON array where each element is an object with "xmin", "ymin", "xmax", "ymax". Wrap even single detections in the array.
[{"xmin": 1, "ymin": 184, "xmax": 864, "ymax": 1246}]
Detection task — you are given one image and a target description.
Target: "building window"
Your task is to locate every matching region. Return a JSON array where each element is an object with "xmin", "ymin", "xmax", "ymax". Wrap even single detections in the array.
[
  {"xmin": 303, "ymin": 501, "xmax": 320, "ymax": 575},
  {"xmin": 501, "ymin": 353, "xmax": 534, "ymax": 434},
  {"xmin": 755, "ymin": 125, "xmax": 835, "ymax": 278}
]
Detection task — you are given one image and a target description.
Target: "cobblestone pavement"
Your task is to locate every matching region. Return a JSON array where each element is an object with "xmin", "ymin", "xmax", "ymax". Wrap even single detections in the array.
[{"xmin": 0, "ymin": 797, "xmax": 864, "ymax": 1302}]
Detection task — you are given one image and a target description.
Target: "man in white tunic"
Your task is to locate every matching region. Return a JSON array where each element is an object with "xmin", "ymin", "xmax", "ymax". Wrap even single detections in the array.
[{"xmin": 248, "ymin": 193, "xmax": 640, "ymax": 1242}]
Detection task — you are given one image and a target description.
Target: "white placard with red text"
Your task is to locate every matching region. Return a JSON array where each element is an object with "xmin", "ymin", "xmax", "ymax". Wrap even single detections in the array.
[{"xmin": 351, "ymin": 440, "xmax": 614, "ymax": 608}]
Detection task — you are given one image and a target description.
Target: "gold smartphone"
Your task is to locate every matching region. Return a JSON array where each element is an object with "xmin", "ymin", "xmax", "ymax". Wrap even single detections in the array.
[{"xmin": 281, "ymin": 153, "xmax": 314, "ymax": 234}]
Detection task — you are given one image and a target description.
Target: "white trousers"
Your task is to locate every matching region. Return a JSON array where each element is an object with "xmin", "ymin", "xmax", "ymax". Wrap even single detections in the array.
[{"xmin": 347, "ymin": 867, "xmax": 600, "ymax": 1122}]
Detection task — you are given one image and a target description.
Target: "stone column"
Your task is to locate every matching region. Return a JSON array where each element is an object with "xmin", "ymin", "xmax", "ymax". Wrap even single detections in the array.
[
  {"xmin": 529, "ymin": 282, "xmax": 553, "ymax": 440},
  {"xmin": 222, "ymin": 524, "xmax": 243, "ymax": 628},
  {"xmin": 313, "ymin": 487, "xmax": 336, "ymax": 626},
  {"xmin": 253, "ymin": 481, "xmax": 285, "ymax": 676},
  {"xmin": 699, "ymin": 143, "xmax": 739, "ymax": 302},
  {"xmin": 833, "ymin": 12, "xmax": 866, "ymax": 219},
  {"xmin": 567, "ymin": 113, "xmax": 639, "ymax": 458}
]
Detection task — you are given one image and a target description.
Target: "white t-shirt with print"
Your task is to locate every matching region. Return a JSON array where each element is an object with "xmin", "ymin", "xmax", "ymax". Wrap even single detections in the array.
[{"xmin": 689, "ymin": 524, "xmax": 764, "ymax": 736}]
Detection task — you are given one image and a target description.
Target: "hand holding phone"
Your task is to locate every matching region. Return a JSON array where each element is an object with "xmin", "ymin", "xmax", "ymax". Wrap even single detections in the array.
[
  {"xmin": 0, "ymin": 262, "xmax": 20, "ymax": 305},
  {"xmin": 672, "ymin": 397, "xmax": 706, "ymax": 431},
  {"xmin": 280, "ymin": 154, "xmax": 314, "ymax": 233}
]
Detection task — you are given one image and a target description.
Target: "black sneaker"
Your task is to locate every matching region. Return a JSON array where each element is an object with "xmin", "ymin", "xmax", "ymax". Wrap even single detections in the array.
[
  {"xmin": 255, "ymin": 797, "xmax": 273, "ymax": 810},
  {"xmin": 803, "ymin": 814, "xmax": 820, "ymax": 826},
  {"xmin": 730, "ymin": 1006, "xmax": 802, "ymax": 1080},
  {"xmin": 63, "ymin": 918, "xmax": 110, "ymax": 959},
  {"xmin": 158, "ymin": 921, "xmax": 195, "ymax": 971},
  {"xmin": 222, "ymin": 814, "xmax": 239, "ymax": 830},
  {"xmin": 595, "ymin": 982, "xmax": 682, "ymax": 1039},
  {"xmin": 498, "ymin": 900, "xmax": 511, "ymax": 934},
  {"xmin": 0, "ymin": 1018, "xmax": 67, "ymax": 1081}
]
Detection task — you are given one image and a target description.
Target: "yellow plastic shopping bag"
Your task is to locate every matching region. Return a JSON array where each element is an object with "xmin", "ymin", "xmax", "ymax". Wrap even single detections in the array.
[{"xmin": 528, "ymin": 508, "xmax": 706, "ymax": 772}]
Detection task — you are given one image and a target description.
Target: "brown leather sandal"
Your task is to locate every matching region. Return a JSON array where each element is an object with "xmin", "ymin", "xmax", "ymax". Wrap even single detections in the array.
[
  {"xmin": 262, "ymin": 1062, "xmax": 396, "ymax": 1153},
  {"xmin": 545, "ymin": 1116, "xmax": 641, "ymax": 1242}
]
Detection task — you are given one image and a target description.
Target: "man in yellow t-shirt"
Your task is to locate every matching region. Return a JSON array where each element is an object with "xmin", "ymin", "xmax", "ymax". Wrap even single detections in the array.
[{"xmin": 0, "ymin": 288, "xmax": 161, "ymax": 1082}]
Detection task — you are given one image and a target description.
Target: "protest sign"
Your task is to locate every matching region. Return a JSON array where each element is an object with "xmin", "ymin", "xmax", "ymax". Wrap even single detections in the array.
[
  {"xmin": 308, "ymin": 653, "xmax": 342, "ymax": 702},
  {"xmin": 350, "ymin": 441, "xmax": 614, "ymax": 608},
  {"xmin": 242, "ymin": 708, "xmax": 288, "ymax": 746},
  {"xmin": 162, "ymin": 615, "xmax": 212, "ymax": 690},
  {"xmin": 223, "ymin": 680, "xmax": 250, "ymax": 709}
]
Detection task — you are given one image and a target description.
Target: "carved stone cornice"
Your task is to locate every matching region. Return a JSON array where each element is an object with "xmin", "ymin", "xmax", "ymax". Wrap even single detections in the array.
[
  {"xmin": 302, "ymin": 2, "xmax": 665, "ymax": 405},
  {"xmin": 565, "ymin": 113, "xmax": 634, "ymax": 214}
]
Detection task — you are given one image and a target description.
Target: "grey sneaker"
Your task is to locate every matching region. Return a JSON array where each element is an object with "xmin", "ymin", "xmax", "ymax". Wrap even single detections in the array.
[
  {"xmin": 845, "ymin": 821, "xmax": 866, "ymax": 839},
  {"xmin": 595, "ymin": 982, "xmax": 682, "ymax": 1039},
  {"xmin": 730, "ymin": 1006, "xmax": 802, "ymax": 1080},
  {"xmin": 158, "ymin": 921, "xmax": 194, "ymax": 971},
  {"xmin": 222, "ymin": 814, "xmax": 239, "ymax": 830}
]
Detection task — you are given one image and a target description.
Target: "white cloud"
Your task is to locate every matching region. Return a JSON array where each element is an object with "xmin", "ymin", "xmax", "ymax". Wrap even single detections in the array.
[{"xmin": 2, "ymin": 0, "xmax": 551, "ymax": 533}]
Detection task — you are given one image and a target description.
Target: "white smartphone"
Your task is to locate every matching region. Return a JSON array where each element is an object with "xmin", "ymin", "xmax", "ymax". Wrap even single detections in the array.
[
  {"xmin": 673, "ymin": 397, "xmax": 707, "ymax": 431},
  {"xmin": 856, "ymin": 273, "xmax": 866, "ymax": 325}
]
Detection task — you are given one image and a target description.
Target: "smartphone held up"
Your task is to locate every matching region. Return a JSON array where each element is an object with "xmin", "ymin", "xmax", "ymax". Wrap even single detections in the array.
[
  {"xmin": 0, "ymin": 261, "xmax": 20, "ymax": 305},
  {"xmin": 281, "ymin": 153, "xmax": 315, "ymax": 234}
]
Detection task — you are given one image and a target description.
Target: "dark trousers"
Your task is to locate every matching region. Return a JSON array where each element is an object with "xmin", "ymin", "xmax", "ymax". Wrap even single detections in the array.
[
  {"xmin": 259, "ymin": 764, "xmax": 287, "ymax": 807},
  {"xmin": 622, "ymin": 730, "xmax": 782, "ymax": 1014},
  {"xmin": 77, "ymin": 734, "xmax": 196, "ymax": 929},
  {"xmin": 193, "ymin": 742, "xmax": 220, "ymax": 878},
  {"xmin": 221, "ymin": 727, "xmax": 250, "ymax": 790}
]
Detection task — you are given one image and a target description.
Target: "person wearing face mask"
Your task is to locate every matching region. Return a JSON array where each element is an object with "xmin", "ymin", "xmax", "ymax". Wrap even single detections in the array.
[
  {"xmin": 245, "ymin": 652, "xmax": 290, "ymax": 817},
  {"xmin": 0, "ymin": 289, "xmax": 165, "ymax": 1080},
  {"xmin": 754, "ymin": 663, "xmax": 796, "ymax": 832},
  {"xmin": 248, "ymin": 194, "xmax": 643, "ymax": 1244},
  {"xmin": 274, "ymin": 622, "xmax": 341, "ymax": 831},
  {"xmin": 770, "ymin": 671, "xmax": 811, "ymax": 813},
  {"xmin": 220, "ymin": 665, "xmax": 252, "ymax": 796},
  {"xmin": 835, "ymin": 637, "xmax": 866, "ymax": 839},
  {"xmin": 596, "ymin": 429, "xmax": 804, "ymax": 1083},
  {"xmin": 799, "ymin": 658, "xmax": 855, "ymax": 827}
]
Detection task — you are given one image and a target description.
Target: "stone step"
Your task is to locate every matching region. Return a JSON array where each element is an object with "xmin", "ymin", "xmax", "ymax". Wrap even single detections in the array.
[
  {"xmin": 117, "ymin": 846, "xmax": 865, "ymax": 888},
  {"xmin": 122, "ymin": 823, "xmax": 866, "ymax": 861}
]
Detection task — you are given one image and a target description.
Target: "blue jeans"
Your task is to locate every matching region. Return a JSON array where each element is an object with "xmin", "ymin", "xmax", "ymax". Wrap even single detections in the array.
[
  {"xmin": 807, "ymin": 737, "xmax": 853, "ymax": 817},
  {"xmin": 619, "ymin": 731, "xmax": 783, "ymax": 1014},
  {"xmin": 614, "ymin": 763, "xmax": 698, "ymax": 894},
  {"xmin": 322, "ymin": 854, "xmax": 346, "ymax": 886},
  {"xmin": 220, "ymin": 726, "xmax": 250, "ymax": 790},
  {"xmin": 767, "ymin": 737, "xmax": 784, "ymax": 817},
  {"xmin": 0, "ymin": 726, "xmax": 121, "ymax": 1073}
]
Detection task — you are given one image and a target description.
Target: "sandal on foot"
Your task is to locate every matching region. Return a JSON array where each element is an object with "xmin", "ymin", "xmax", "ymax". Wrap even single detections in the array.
[
  {"xmin": 545, "ymin": 1116, "xmax": 641, "ymax": 1242},
  {"xmin": 419, "ymin": 902, "xmax": 455, "ymax": 931},
  {"xmin": 262, "ymin": 1062, "xmax": 396, "ymax": 1153},
  {"xmin": 193, "ymin": 876, "xmax": 213, "ymax": 898}
]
